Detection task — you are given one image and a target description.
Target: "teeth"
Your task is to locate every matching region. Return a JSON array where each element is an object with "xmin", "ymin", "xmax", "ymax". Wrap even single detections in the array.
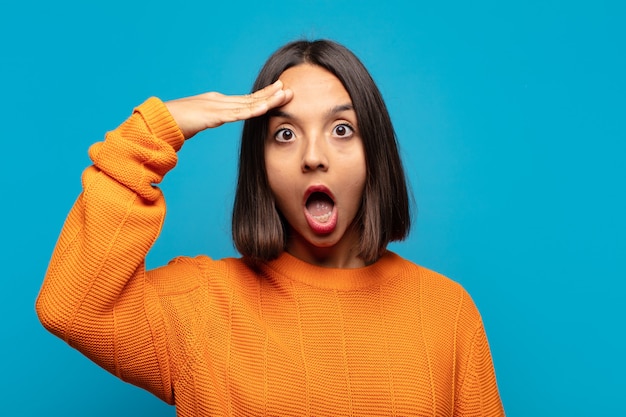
[{"xmin": 312, "ymin": 212, "xmax": 331, "ymax": 223}]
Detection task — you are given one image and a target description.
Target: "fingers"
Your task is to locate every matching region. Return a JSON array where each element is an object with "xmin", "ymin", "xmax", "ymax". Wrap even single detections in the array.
[
  {"xmin": 223, "ymin": 80, "xmax": 292, "ymax": 122},
  {"xmin": 212, "ymin": 80, "xmax": 286, "ymax": 105},
  {"xmin": 164, "ymin": 81, "xmax": 293, "ymax": 140},
  {"xmin": 251, "ymin": 79, "xmax": 287, "ymax": 100},
  {"xmin": 246, "ymin": 82, "xmax": 293, "ymax": 116}
]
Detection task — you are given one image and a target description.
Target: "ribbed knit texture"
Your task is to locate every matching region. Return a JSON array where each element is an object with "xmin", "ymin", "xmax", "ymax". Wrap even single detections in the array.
[{"xmin": 36, "ymin": 98, "xmax": 504, "ymax": 416}]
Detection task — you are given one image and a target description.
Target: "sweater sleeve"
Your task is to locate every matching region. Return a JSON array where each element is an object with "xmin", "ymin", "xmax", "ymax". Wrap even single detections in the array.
[
  {"xmin": 455, "ymin": 319, "xmax": 505, "ymax": 416},
  {"xmin": 35, "ymin": 97, "xmax": 185, "ymax": 404}
]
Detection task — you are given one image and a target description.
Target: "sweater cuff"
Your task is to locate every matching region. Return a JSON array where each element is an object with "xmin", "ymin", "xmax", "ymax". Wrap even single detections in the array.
[{"xmin": 134, "ymin": 97, "xmax": 185, "ymax": 152}]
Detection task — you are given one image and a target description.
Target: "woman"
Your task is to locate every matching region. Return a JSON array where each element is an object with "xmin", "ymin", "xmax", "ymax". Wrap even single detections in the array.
[{"xmin": 37, "ymin": 39, "xmax": 504, "ymax": 416}]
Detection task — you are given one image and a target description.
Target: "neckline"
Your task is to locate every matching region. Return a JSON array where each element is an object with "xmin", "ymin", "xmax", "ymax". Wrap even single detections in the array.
[{"xmin": 262, "ymin": 250, "xmax": 404, "ymax": 291}]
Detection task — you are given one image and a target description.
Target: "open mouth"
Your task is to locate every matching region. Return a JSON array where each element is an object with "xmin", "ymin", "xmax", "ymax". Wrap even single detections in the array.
[
  {"xmin": 306, "ymin": 191, "xmax": 335, "ymax": 223},
  {"xmin": 303, "ymin": 187, "xmax": 338, "ymax": 234}
]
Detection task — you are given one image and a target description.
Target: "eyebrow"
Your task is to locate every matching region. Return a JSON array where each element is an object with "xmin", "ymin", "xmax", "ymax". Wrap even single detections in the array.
[{"xmin": 268, "ymin": 103, "xmax": 355, "ymax": 120}]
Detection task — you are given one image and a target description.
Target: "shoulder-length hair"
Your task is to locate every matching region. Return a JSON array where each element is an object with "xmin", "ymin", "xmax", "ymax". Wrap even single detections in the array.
[{"xmin": 232, "ymin": 39, "xmax": 411, "ymax": 264}]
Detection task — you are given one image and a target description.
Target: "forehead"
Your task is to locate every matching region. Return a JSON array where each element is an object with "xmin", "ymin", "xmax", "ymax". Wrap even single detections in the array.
[{"xmin": 277, "ymin": 64, "xmax": 352, "ymax": 110}]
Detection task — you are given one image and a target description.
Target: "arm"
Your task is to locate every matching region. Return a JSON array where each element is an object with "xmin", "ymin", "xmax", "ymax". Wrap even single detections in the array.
[
  {"xmin": 36, "ymin": 98, "xmax": 183, "ymax": 402},
  {"xmin": 455, "ymin": 320, "xmax": 505, "ymax": 416},
  {"xmin": 36, "ymin": 83, "xmax": 292, "ymax": 402}
]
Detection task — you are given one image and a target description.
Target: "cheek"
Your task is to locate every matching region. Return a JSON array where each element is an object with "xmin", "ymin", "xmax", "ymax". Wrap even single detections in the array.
[
  {"xmin": 355, "ymin": 163, "xmax": 367, "ymax": 202},
  {"xmin": 264, "ymin": 161, "xmax": 290, "ymax": 208},
  {"xmin": 265, "ymin": 161, "xmax": 283, "ymax": 192},
  {"xmin": 350, "ymin": 148, "xmax": 367, "ymax": 190},
  {"xmin": 264, "ymin": 149, "xmax": 279, "ymax": 186},
  {"xmin": 339, "ymin": 156, "xmax": 366, "ymax": 208}
]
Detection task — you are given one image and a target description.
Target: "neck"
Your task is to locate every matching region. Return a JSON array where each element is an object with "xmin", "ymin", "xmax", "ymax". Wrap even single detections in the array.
[{"xmin": 285, "ymin": 229, "xmax": 365, "ymax": 269}]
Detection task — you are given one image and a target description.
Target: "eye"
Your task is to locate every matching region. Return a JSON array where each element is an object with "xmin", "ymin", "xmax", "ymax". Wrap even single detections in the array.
[
  {"xmin": 332, "ymin": 123, "xmax": 354, "ymax": 138},
  {"xmin": 274, "ymin": 128, "xmax": 295, "ymax": 143}
]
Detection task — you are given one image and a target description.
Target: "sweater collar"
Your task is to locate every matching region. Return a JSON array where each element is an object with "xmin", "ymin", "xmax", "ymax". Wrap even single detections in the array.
[{"xmin": 262, "ymin": 250, "xmax": 405, "ymax": 291}]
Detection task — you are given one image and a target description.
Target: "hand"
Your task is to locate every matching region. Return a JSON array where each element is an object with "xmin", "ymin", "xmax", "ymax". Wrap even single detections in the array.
[{"xmin": 165, "ymin": 80, "xmax": 293, "ymax": 139}]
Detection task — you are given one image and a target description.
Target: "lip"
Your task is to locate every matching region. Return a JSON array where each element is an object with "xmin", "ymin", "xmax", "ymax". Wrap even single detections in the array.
[
  {"xmin": 303, "ymin": 184, "xmax": 336, "ymax": 205},
  {"xmin": 303, "ymin": 184, "xmax": 338, "ymax": 235}
]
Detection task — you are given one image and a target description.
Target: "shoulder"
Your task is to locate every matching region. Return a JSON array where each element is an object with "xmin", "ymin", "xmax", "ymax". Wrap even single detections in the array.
[
  {"xmin": 144, "ymin": 255, "xmax": 266, "ymax": 295},
  {"xmin": 387, "ymin": 252, "xmax": 464, "ymax": 295},
  {"xmin": 387, "ymin": 252, "xmax": 482, "ymax": 324},
  {"xmin": 145, "ymin": 255, "xmax": 252, "ymax": 295}
]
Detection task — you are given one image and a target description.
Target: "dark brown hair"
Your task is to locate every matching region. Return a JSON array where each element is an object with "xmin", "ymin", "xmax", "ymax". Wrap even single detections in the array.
[{"xmin": 232, "ymin": 39, "xmax": 411, "ymax": 264}]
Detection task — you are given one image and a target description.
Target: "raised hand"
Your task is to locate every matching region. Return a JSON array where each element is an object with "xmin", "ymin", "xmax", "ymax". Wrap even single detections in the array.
[{"xmin": 165, "ymin": 80, "xmax": 293, "ymax": 139}]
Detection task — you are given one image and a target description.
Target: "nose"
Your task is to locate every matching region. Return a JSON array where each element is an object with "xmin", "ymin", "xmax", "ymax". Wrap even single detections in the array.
[{"xmin": 301, "ymin": 135, "xmax": 328, "ymax": 172}]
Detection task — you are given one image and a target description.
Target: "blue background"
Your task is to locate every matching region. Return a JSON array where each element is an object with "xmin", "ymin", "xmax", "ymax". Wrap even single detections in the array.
[{"xmin": 2, "ymin": 0, "xmax": 624, "ymax": 415}]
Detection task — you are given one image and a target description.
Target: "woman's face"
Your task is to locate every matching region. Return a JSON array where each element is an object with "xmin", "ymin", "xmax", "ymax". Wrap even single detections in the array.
[{"xmin": 265, "ymin": 64, "xmax": 366, "ymax": 268}]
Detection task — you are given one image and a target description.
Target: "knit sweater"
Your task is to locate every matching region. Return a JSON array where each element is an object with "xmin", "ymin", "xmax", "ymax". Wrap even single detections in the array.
[{"xmin": 36, "ymin": 98, "xmax": 504, "ymax": 416}]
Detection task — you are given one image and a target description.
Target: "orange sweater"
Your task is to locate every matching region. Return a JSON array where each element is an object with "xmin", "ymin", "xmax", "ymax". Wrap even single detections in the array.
[{"xmin": 36, "ymin": 98, "xmax": 504, "ymax": 416}]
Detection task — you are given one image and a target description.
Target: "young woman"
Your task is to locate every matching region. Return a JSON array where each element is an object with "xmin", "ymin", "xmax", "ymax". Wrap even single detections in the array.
[{"xmin": 37, "ymin": 40, "xmax": 504, "ymax": 416}]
